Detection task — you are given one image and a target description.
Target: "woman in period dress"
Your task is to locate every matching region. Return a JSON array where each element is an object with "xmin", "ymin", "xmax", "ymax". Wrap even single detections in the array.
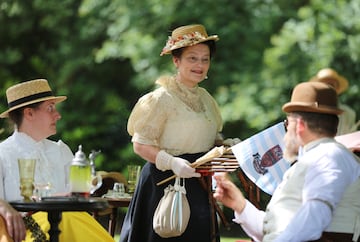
[{"xmin": 120, "ymin": 24, "xmax": 224, "ymax": 242}]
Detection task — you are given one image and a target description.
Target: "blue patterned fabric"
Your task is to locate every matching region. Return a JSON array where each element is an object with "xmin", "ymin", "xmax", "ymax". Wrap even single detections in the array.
[{"xmin": 232, "ymin": 122, "xmax": 290, "ymax": 195}]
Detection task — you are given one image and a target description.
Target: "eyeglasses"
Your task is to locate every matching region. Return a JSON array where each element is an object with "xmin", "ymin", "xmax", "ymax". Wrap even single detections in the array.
[
  {"xmin": 37, "ymin": 103, "xmax": 57, "ymax": 114},
  {"xmin": 283, "ymin": 119, "xmax": 289, "ymax": 131},
  {"xmin": 284, "ymin": 117, "xmax": 299, "ymax": 131}
]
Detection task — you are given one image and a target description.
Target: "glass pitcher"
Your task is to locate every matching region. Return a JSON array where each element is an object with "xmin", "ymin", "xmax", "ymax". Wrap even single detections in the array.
[{"xmin": 69, "ymin": 145, "xmax": 102, "ymax": 197}]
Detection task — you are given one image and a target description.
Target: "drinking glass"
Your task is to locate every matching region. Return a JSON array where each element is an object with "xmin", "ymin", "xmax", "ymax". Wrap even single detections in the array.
[
  {"xmin": 127, "ymin": 165, "xmax": 141, "ymax": 194},
  {"xmin": 18, "ymin": 158, "xmax": 36, "ymax": 201},
  {"xmin": 113, "ymin": 182, "xmax": 125, "ymax": 197},
  {"xmin": 33, "ymin": 182, "xmax": 52, "ymax": 200}
]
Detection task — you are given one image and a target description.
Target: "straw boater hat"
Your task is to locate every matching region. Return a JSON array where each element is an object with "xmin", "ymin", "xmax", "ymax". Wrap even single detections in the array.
[
  {"xmin": 282, "ymin": 82, "xmax": 343, "ymax": 115},
  {"xmin": 309, "ymin": 68, "xmax": 349, "ymax": 95},
  {"xmin": 0, "ymin": 79, "xmax": 67, "ymax": 118},
  {"xmin": 160, "ymin": 24, "xmax": 219, "ymax": 56}
]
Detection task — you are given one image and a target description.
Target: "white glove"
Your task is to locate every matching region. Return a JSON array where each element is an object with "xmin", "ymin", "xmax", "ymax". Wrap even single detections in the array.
[
  {"xmin": 222, "ymin": 138, "xmax": 241, "ymax": 147},
  {"xmin": 155, "ymin": 150, "xmax": 201, "ymax": 178}
]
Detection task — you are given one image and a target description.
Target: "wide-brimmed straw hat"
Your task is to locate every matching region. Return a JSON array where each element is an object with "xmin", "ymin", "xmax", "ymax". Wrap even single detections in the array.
[
  {"xmin": 309, "ymin": 68, "xmax": 349, "ymax": 95},
  {"xmin": 0, "ymin": 79, "xmax": 67, "ymax": 118},
  {"xmin": 160, "ymin": 24, "xmax": 219, "ymax": 56},
  {"xmin": 282, "ymin": 82, "xmax": 343, "ymax": 115}
]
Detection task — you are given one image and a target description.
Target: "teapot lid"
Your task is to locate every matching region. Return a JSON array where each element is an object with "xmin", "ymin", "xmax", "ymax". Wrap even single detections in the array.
[{"xmin": 72, "ymin": 145, "xmax": 88, "ymax": 166}]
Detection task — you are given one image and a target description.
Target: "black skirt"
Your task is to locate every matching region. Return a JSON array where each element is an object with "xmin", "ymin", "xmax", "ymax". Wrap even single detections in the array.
[{"xmin": 119, "ymin": 153, "xmax": 220, "ymax": 242}]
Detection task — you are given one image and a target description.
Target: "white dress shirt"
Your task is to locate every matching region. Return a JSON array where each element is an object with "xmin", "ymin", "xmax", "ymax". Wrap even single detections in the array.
[
  {"xmin": 233, "ymin": 138, "xmax": 360, "ymax": 242},
  {"xmin": 0, "ymin": 130, "xmax": 73, "ymax": 201}
]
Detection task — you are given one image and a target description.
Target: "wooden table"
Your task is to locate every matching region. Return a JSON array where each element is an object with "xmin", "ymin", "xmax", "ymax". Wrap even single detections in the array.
[
  {"xmin": 10, "ymin": 197, "xmax": 109, "ymax": 242},
  {"xmin": 93, "ymin": 196, "xmax": 132, "ymax": 237}
]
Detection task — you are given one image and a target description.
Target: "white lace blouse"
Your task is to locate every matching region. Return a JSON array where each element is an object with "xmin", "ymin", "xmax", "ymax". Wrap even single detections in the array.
[
  {"xmin": 0, "ymin": 131, "xmax": 74, "ymax": 201},
  {"xmin": 127, "ymin": 76, "xmax": 223, "ymax": 156}
]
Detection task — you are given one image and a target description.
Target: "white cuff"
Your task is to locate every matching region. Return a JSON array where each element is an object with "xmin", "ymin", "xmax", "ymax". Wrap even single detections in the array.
[{"xmin": 155, "ymin": 150, "xmax": 172, "ymax": 171}]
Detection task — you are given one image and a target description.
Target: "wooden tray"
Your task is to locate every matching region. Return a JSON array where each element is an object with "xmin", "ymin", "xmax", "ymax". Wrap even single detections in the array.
[{"xmin": 196, "ymin": 150, "xmax": 239, "ymax": 173}]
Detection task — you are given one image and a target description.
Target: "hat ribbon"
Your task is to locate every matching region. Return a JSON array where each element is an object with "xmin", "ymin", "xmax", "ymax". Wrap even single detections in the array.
[
  {"xmin": 8, "ymin": 91, "xmax": 53, "ymax": 108},
  {"xmin": 293, "ymin": 101, "xmax": 340, "ymax": 111}
]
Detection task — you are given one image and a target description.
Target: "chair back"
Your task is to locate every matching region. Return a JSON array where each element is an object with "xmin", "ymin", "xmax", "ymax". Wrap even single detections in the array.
[{"xmin": 91, "ymin": 171, "xmax": 127, "ymax": 197}]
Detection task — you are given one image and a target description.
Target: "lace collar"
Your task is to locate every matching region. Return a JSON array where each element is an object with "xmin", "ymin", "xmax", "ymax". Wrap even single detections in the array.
[{"xmin": 156, "ymin": 75, "xmax": 205, "ymax": 112}]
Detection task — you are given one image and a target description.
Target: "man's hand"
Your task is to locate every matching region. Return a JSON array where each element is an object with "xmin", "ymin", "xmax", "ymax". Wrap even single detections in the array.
[{"xmin": 213, "ymin": 173, "xmax": 246, "ymax": 213}]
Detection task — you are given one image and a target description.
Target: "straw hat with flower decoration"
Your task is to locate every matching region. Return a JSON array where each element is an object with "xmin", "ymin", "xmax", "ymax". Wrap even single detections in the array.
[
  {"xmin": 160, "ymin": 24, "xmax": 219, "ymax": 56},
  {"xmin": 0, "ymin": 79, "xmax": 67, "ymax": 118},
  {"xmin": 282, "ymin": 82, "xmax": 343, "ymax": 115},
  {"xmin": 309, "ymin": 68, "xmax": 349, "ymax": 95}
]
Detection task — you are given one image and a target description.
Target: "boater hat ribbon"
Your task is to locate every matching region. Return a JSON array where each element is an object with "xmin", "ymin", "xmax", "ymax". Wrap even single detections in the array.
[
  {"xmin": 8, "ymin": 90, "xmax": 53, "ymax": 108},
  {"xmin": 0, "ymin": 79, "xmax": 67, "ymax": 118}
]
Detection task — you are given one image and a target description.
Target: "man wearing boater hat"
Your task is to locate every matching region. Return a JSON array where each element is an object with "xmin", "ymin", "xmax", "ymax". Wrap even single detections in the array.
[
  {"xmin": 214, "ymin": 82, "xmax": 360, "ymax": 241},
  {"xmin": 0, "ymin": 79, "xmax": 114, "ymax": 241}
]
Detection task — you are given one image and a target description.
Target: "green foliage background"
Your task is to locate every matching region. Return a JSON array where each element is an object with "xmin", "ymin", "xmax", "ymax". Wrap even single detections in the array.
[{"xmin": 0, "ymin": 0, "xmax": 359, "ymax": 174}]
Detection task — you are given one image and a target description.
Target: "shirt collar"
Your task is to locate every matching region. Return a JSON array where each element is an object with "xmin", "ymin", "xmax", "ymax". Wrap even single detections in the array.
[
  {"xmin": 13, "ymin": 130, "xmax": 45, "ymax": 150},
  {"xmin": 300, "ymin": 137, "xmax": 335, "ymax": 155}
]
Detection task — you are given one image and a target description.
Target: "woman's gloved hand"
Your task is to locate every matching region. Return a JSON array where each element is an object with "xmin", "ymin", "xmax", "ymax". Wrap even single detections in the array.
[
  {"xmin": 222, "ymin": 138, "xmax": 241, "ymax": 147},
  {"xmin": 155, "ymin": 150, "xmax": 201, "ymax": 178}
]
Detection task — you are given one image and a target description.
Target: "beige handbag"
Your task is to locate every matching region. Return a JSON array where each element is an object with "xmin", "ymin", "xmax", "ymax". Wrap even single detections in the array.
[{"xmin": 153, "ymin": 177, "xmax": 190, "ymax": 238}]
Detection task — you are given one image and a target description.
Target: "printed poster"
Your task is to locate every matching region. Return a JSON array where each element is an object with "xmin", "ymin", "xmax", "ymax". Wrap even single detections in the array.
[{"xmin": 231, "ymin": 122, "xmax": 290, "ymax": 195}]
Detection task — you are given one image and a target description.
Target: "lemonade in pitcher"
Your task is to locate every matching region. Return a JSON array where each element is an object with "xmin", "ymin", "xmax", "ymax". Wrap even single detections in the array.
[{"xmin": 69, "ymin": 145, "xmax": 101, "ymax": 197}]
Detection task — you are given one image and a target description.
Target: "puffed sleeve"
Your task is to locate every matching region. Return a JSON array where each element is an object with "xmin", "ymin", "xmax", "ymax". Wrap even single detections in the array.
[{"xmin": 127, "ymin": 88, "xmax": 170, "ymax": 146}]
